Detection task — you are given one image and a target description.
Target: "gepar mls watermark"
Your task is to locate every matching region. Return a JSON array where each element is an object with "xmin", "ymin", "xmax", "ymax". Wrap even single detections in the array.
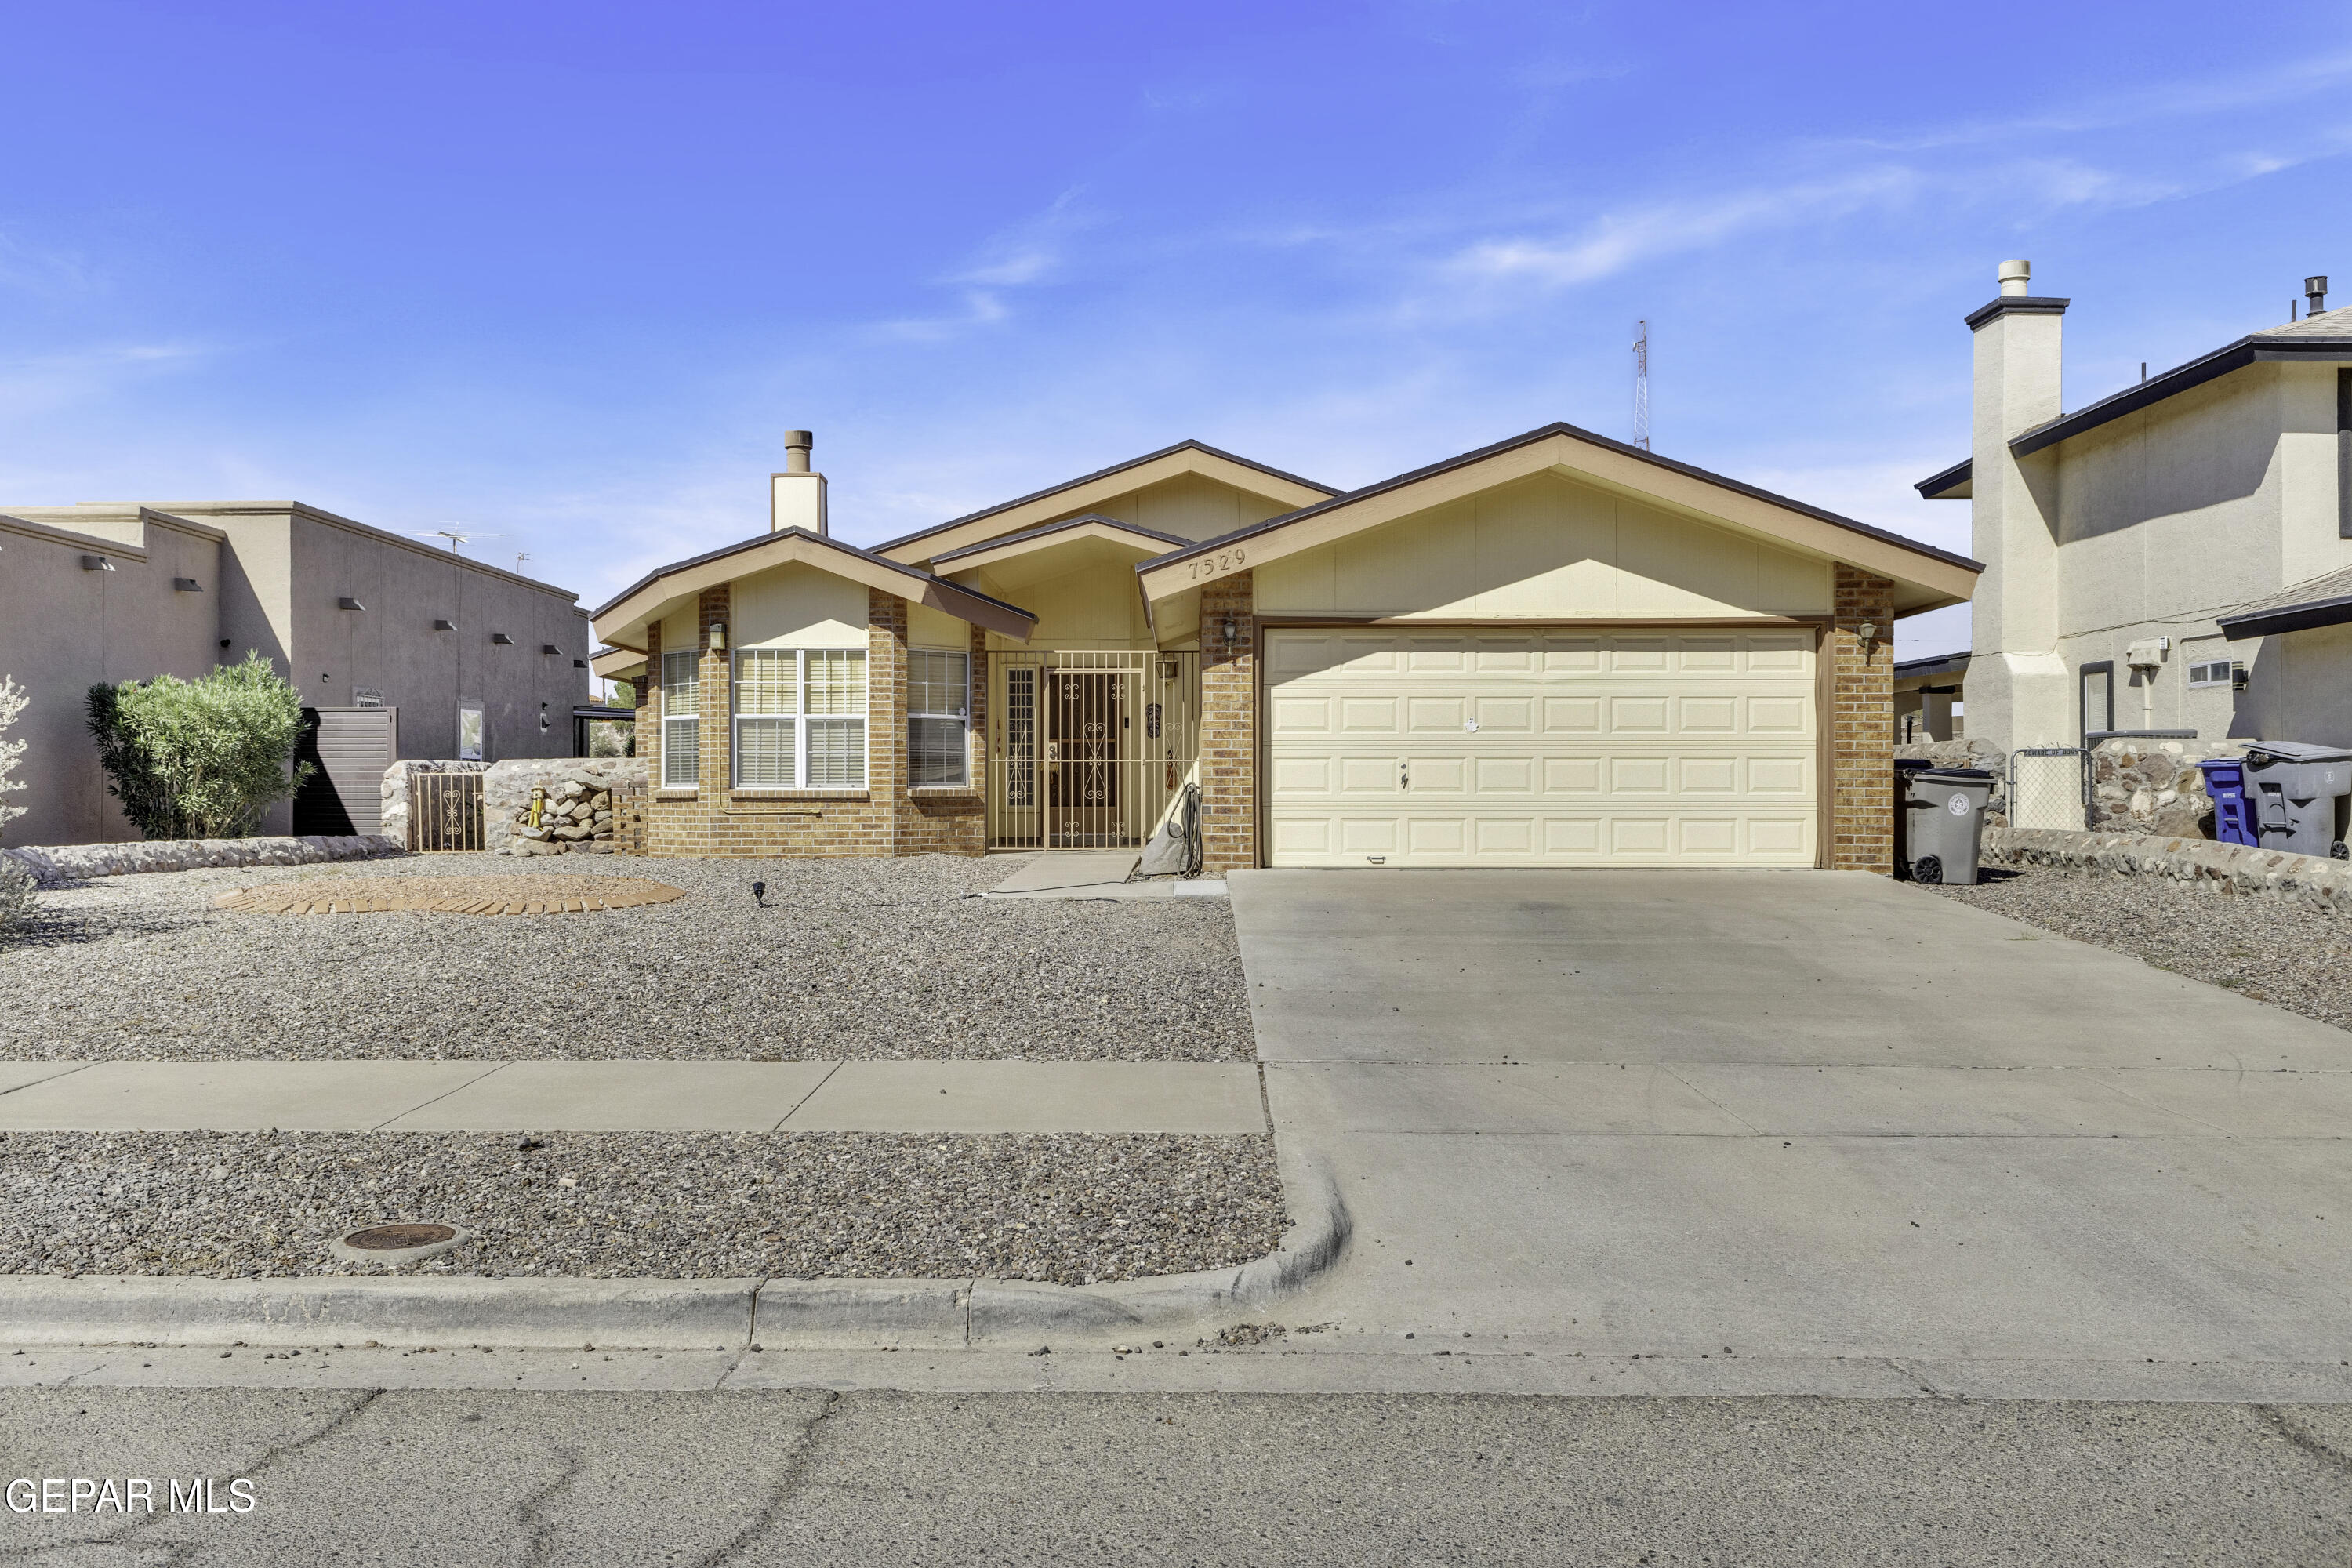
[{"xmin": 8, "ymin": 1477, "xmax": 256, "ymax": 1515}]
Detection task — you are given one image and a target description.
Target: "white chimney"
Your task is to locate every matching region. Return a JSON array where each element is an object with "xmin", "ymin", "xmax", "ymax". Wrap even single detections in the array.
[
  {"xmin": 771, "ymin": 429, "xmax": 828, "ymax": 535},
  {"xmin": 1965, "ymin": 259, "xmax": 2071, "ymax": 753}
]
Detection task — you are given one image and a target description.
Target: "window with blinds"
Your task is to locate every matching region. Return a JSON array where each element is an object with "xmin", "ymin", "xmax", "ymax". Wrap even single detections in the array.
[
  {"xmin": 660, "ymin": 650, "xmax": 699, "ymax": 788},
  {"xmin": 731, "ymin": 647, "xmax": 866, "ymax": 789},
  {"xmin": 907, "ymin": 648, "xmax": 970, "ymax": 787}
]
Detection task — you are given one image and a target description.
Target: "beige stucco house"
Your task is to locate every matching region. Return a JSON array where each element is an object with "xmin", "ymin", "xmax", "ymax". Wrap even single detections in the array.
[
  {"xmin": 0, "ymin": 499, "xmax": 589, "ymax": 845},
  {"xmin": 1918, "ymin": 263, "xmax": 2352, "ymax": 754},
  {"xmin": 593, "ymin": 425, "xmax": 1977, "ymax": 874}
]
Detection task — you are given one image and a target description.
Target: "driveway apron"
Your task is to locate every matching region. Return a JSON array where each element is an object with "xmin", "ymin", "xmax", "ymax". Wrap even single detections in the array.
[{"xmin": 1234, "ymin": 868, "xmax": 2352, "ymax": 1371}]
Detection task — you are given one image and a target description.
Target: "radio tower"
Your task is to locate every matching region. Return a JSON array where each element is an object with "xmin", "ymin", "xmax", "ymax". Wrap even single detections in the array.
[{"xmin": 1632, "ymin": 319, "xmax": 1651, "ymax": 451}]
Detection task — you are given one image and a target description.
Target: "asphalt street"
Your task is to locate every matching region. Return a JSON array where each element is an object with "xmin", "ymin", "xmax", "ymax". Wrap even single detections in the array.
[{"xmin": 7, "ymin": 1385, "xmax": 2352, "ymax": 1566}]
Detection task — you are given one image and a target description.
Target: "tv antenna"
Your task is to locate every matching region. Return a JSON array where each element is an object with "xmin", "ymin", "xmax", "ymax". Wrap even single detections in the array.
[
  {"xmin": 514, "ymin": 551, "xmax": 531, "ymax": 570},
  {"xmin": 413, "ymin": 528, "xmax": 505, "ymax": 554},
  {"xmin": 1632, "ymin": 320, "xmax": 1650, "ymax": 452}
]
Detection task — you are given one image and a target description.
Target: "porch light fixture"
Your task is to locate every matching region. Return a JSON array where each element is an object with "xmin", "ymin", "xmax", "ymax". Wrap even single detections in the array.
[
  {"xmin": 1220, "ymin": 614, "xmax": 1236, "ymax": 645},
  {"xmin": 709, "ymin": 622, "xmax": 728, "ymax": 652},
  {"xmin": 1857, "ymin": 622, "xmax": 1878, "ymax": 647}
]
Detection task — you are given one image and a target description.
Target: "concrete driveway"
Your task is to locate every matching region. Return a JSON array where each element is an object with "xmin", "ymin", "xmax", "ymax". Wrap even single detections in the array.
[{"xmin": 1236, "ymin": 869, "xmax": 2352, "ymax": 1399}]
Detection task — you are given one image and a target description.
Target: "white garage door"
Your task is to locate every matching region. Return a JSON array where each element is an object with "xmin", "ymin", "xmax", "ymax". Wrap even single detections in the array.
[{"xmin": 1265, "ymin": 627, "xmax": 1817, "ymax": 867}]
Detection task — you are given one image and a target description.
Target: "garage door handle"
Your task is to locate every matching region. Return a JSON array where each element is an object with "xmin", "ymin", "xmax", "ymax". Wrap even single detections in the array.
[{"xmin": 1399, "ymin": 760, "xmax": 1410, "ymax": 790}]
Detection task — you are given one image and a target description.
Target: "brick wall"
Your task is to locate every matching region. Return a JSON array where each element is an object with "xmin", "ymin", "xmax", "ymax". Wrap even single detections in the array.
[
  {"xmin": 1830, "ymin": 564, "xmax": 1896, "ymax": 873},
  {"xmin": 1199, "ymin": 571, "xmax": 1257, "ymax": 875},
  {"xmin": 639, "ymin": 587, "xmax": 983, "ymax": 860}
]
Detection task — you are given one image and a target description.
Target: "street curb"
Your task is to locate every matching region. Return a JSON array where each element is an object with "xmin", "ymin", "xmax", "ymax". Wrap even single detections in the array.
[
  {"xmin": 0, "ymin": 1162, "xmax": 1350, "ymax": 1351},
  {"xmin": 0, "ymin": 1274, "xmax": 757, "ymax": 1350}
]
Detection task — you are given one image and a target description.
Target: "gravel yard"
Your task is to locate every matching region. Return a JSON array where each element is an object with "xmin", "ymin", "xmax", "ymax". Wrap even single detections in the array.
[
  {"xmin": 1923, "ymin": 866, "xmax": 2352, "ymax": 1033},
  {"xmin": 0, "ymin": 1129, "xmax": 1286, "ymax": 1284},
  {"xmin": 0, "ymin": 854, "xmax": 1253, "ymax": 1062}
]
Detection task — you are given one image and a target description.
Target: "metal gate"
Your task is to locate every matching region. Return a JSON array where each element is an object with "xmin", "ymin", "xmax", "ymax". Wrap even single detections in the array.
[
  {"xmin": 986, "ymin": 651, "xmax": 1197, "ymax": 849},
  {"xmin": 407, "ymin": 770, "xmax": 485, "ymax": 851},
  {"xmin": 2008, "ymin": 746, "xmax": 2089, "ymax": 830}
]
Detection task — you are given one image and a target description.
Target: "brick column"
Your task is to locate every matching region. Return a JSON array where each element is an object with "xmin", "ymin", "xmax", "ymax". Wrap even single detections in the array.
[
  {"xmin": 967, "ymin": 622, "xmax": 990, "ymax": 803},
  {"xmin": 1830, "ymin": 564, "xmax": 1896, "ymax": 873},
  {"xmin": 697, "ymin": 586, "xmax": 731, "ymax": 798},
  {"xmin": 641, "ymin": 621, "xmax": 663, "ymax": 785},
  {"xmin": 1199, "ymin": 571, "xmax": 1257, "ymax": 875},
  {"xmin": 869, "ymin": 590, "xmax": 909, "ymax": 851}
]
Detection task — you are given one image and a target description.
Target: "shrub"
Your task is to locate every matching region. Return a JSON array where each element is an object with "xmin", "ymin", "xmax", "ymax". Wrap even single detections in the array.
[
  {"xmin": 0, "ymin": 675, "xmax": 25, "ymax": 843},
  {"xmin": 86, "ymin": 653, "xmax": 314, "ymax": 840},
  {"xmin": 0, "ymin": 855, "xmax": 30, "ymax": 933}
]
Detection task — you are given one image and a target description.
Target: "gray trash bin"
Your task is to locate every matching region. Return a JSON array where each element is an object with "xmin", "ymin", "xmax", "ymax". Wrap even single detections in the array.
[
  {"xmin": 1900, "ymin": 767, "xmax": 1996, "ymax": 884},
  {"xmin": 2242, "ymin": 742, "xmax": 2352, "ymax": 858}
]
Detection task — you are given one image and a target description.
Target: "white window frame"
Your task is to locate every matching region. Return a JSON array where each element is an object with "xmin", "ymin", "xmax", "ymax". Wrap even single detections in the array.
[
  {"xmin": 456, "ymin": 702, "xmax": 485, "ymax": 763},
  {"xmin": 731, "ymin": 646, "xmax": 868, "ymax": 792},
  {"xmin": 660, "ymin": 649, "xmax": 700, "ymax": 789},
  {"xmin": 2186, "ymin": 658, "xmax": 2238, "ymax": 690},
  {"xmin": 907, "ymin": 646, "xmax": 971, "ymax": 789}
]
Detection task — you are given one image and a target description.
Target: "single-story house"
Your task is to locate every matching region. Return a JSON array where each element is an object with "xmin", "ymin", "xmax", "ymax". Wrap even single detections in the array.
[
  {"xmin": 1895, "ymin": 651, "xmax": 1969, "ymax": 742},
  {"xmin": 0, "ymin": 499, "xmax": 590, "ymax": 844},
  {"xmin": 1915, "ymin": 263, "xmax": 2352, "ymax": 753},
  {"xmin": 590, "ymin": 425, "xmax": 1979, "ymax": 874}
]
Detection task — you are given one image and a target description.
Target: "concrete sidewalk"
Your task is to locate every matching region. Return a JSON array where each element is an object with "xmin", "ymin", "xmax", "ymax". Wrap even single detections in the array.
[{"xmin": 0, "ymin": 1059, "xmax": 1266, "ymax": 1134}]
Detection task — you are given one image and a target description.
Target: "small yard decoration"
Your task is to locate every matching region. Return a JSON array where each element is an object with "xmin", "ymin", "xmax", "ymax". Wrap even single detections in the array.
[
  {"xmin": 211, "ymin": 873, "xmax": 685, "ymax": 916},
  {"xmin": 87, "ymin": 653, "xmax": 312, "ymax": 840}
]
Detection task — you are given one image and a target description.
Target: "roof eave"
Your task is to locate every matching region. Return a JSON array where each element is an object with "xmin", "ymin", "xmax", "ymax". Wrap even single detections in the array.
[{"xmin": 2219, "ymin": 593, "xmax": 2352, "ymax": 642}]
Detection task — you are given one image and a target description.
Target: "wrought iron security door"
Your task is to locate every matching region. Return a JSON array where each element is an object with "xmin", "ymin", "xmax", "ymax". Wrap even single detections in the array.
[{"xmin": 985, "ymin": 651, "xmax": 1196, "ymax": 850}]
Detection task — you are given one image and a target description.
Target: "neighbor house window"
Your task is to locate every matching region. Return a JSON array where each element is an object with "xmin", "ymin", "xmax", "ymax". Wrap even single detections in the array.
[
  {"xmin": 661, "ymin": 649, "xmax": 700, "ymax": 788},
  {"xmin": 2187, "ymin": 658, "xmax": 2241, "ymax": 690},
  {"xmin": 907, "ymin": 648, "xmax": 970, "ymax": 787},
  {"xmin": 731, "ymin": 647, "xmax": 867, "ymax": 789}
]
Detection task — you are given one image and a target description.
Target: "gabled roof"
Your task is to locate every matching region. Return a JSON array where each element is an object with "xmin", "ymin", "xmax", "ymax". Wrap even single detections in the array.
[
  {"xmin": 1918, "ymin": 304, "xmax": 2352, "ymax": 498},
  {"xmin": 1134, "ymin": 420, "xmax": 1982, "ymax": 615},
  {"xmin": 931, "ymin": 513, "xmax": 1194, "ymax": 573},
  {"xmin": 2218, "ymin": 563, "xmax": 2352, "ymax": 642},
  {"xmin": 876, "ymin": 439, "xmax": 1337, "ymax": 564},
  {"xmin": 590, "ymin": 527, "xmax": 1037, "ymax": 647}
]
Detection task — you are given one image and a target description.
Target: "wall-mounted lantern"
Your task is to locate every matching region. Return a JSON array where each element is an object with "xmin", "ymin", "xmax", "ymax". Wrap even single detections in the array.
[
  {"xmin": 338, "ymin": 597, "xmax": 365, "ymax": 612},
  {"xmin": 173, "ymin": 577, "xmax": 202, "ymax": 592},
  {"xmin": 491, "ymin": 633, "xmax": 515, "ymax": 645}
]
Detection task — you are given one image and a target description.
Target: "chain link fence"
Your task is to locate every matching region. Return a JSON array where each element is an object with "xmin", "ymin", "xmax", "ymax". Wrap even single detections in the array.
[{"xmin": 2006, "ymin": 746, "xmax": 2089, "ymax": 831}]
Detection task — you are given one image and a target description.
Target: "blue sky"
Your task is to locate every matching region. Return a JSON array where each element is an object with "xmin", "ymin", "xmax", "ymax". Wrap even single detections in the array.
[{"xmin": 5, "ymin": 1, "xmax": 2348, "ymax": 659}]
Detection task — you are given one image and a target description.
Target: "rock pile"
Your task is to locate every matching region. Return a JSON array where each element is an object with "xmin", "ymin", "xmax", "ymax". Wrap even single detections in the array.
[
  {"xmin": 484, "ymin": 758, "xmax": 648, "ymax": 857},
  {"xmin": 0, "ymin": 835, "xmax": 401, "ymax": 888},
  {"xmin": 2089, "ymin": 737, "xmax": 2243, "ymax": 837}
]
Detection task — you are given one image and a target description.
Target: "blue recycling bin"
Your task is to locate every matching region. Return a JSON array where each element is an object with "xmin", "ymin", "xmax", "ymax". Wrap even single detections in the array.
[{"xmin": 2198, "ymin": 757, "xmax": 2256, "ymax": 847}]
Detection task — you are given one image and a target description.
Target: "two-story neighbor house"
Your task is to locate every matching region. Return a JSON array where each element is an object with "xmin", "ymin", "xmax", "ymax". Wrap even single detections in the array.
[
  {"xmin": 1916, "ymin": 263, "xmax": 2352, "ymax": 754},
  {"xmin": 592, "ymin": 424, "xmax": 1976, "ymax": 875}
]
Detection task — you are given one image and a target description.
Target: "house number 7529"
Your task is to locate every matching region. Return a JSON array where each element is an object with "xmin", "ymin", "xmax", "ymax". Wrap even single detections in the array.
[{"xmin": 1188, "ymin": 547, "xmax": 1247, "ymax": 580}]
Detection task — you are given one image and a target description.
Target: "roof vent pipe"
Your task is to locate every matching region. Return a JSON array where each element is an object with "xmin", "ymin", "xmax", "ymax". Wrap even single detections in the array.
[
  {"xmin": 1998, "ymin": 260, "xmax": 2031, "ymax": 297},
  {"xmin": 2307, "ymin": 276, "xmax": 2329, "ymax": 316}
]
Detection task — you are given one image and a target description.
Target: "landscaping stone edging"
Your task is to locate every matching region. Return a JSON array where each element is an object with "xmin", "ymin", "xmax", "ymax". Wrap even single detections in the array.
[
  {"xmin": 0, "ymin": 835, "xmax": 403, "ymax": 889},
  {"xmin": 1983, "ymin": 826, "xmax": 2352, "ymax": 916},
  {"xmin": 0, "ymin": 1162, "xmax": 1351, "ymax": 1350}
]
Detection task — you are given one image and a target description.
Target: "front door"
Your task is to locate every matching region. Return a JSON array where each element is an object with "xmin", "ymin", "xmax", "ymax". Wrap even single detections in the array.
[{"xmin": 1045, "ymin": 671, "xmax": 1123, "ymax": 846}]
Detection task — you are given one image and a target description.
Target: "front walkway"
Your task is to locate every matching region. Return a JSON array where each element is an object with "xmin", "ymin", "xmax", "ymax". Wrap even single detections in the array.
[
  {"xmin": 0, "ymin": 1060, "xmax": 1265, "ymax": 1134},
  {"xmin": 1238, "ymin": 867, "xmax": 2352, "ymax": 1399}
]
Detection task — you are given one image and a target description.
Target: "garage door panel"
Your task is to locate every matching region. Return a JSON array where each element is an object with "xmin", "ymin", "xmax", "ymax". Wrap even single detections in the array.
[{"xmin": 1266, "ymin": 628, "xmax": 1816, "ymax": 868}]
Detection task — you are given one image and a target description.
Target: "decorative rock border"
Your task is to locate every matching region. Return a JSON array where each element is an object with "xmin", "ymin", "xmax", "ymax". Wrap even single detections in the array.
[
  {"xmin": 1, "ymin": 834, "xmax": 402, "ymax": 890},
  {"xmin": 212, "ymin": 875, "xmax": 686, "ymax": 916},
  {"xmin": 1983, "ymin": 827, "xmax": 2352, "ymax": 916}
]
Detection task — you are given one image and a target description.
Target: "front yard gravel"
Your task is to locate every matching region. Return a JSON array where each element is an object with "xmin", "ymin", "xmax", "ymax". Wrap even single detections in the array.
[
  {"xmin": 0, "ymin": 853, "xmax": 1252, "ymax": 1062},
  {"xmin": 0, "ymin": 1130, "xmax": 1287, "ymax": 1285},
  {"xmin": 1923, "ymin": 866, "xmax": 2352, "ymax": 1033}
]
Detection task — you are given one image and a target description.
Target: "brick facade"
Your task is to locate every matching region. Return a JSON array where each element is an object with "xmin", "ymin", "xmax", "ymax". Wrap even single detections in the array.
[
  {"xmin": 639, "ymin": 587, "xmax": 985, "ymax": 860},
  {"xmin": 1199, "ymin": 571, "xmax": 1257, "ymax": 875},
  {"xmin": 1829, "ymin": 564, "xmax": 1896, "ymax": 873}
]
